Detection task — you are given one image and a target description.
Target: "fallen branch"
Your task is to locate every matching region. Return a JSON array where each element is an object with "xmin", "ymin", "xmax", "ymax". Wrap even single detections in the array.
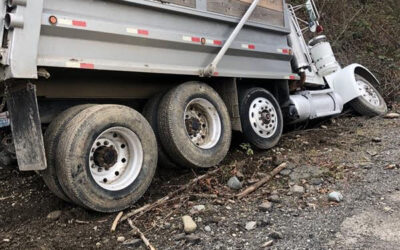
[
  {"xmin": 121, "ymin": 167, "xmax": 222, "ymax": 222},
  {"xmin": 128, "ymin": 219, "xmax": 156, "ymax": 250},
  {"xmin": 236, "ymin": 162, "xmax": 287, "ymax": 199},
  {"xmin": 110, "ymin": 211, "xmax": 123, "ymax": 232}
]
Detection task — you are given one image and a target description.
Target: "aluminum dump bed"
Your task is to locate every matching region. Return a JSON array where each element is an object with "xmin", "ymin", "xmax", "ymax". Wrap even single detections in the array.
[{"xmin": 0, "ymin": 0, "xmax": 294, "ymax": 81}]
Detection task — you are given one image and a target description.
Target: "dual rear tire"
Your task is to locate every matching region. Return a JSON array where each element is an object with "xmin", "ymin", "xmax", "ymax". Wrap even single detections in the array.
[{"xmin": 42, "ymin": 105, "xmax": 158, "ymax": 212}]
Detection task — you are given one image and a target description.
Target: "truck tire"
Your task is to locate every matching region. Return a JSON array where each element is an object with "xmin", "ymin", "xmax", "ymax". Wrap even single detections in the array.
[
  {"xmin": 41, "ymin": 104, "xmax": 94, "ymax": 203},
  {"xmin": 240, "ymin": 88, "xmax": 283, "ymax": 150},
  {"xmin": 143, "ymin": 93, "xmax": 178, "ymax": 169},
  {"xmin": 158, "ymin": 82, "xmax": 231, "ymax": 168},
  {"xmin": 56, "ymin": 105, "xmax": 158, "ymax": 212},
  {"xmin": 350, "ymin": 74, "xmax": 387, "ymax": 117}
]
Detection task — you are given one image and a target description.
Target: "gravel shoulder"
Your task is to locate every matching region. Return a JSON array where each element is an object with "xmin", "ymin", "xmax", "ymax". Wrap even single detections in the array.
[{"xmin": 0, "ymin": 104, "xmax": 399, "ymax": 250}]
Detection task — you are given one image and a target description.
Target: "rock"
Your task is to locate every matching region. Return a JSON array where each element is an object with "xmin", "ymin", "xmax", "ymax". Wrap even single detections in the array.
[
  {"xmin": 310, "ymin": 178, "xmax": 323, "ymax": 186},
  {"xmin": 190, "ymin": 205, "xmax": 205, "ymax": 214},
  {"xmin": 385, "ymin": 112, "xmax": 400, "ymax": 119},
  {"xmin": 372, "ymin": 137, "xmax": 382, "ymax": 143},
  {"xmin": 367, "ymin": 150, "xmax": 378, "ymax": 156},
  {"xmin": 321, "ymin": 125, "xmax": 328, "ymax": 129},
  {"xmin": 227, "ymin": 176, "xmax": 242, "ymax": 190},
  {"xmin": 245, "ymin": 221, "xmax": 257, "ymax": 231},
  {"xmin": 117, "ymin": 236, "xmax": 125, "ymax": 242},
  {"xmin": 182, "ymin": 215, "xmax": 197, "ymax": 233},
  {"xmin": 291, "ymin": 185, "xmax": 305, "ymax": 195},
  {"xmin": 385, "ymin": 164, "xmax": 396, "ymax": 170},
  {"xmin": 259, "ymin": 201, "xmax": 273, "ymax": 212},
  {"xmin": 268, "ymin": 194, "xmax": 280, "ymax": 203},
  {"xmin": 384, "ymin": 206, "xmax": 392, "ymax": 212},
  {"xmin": 280, "ymin": 169, "xmax": 292, "ymax": 176},
  {"xmin": 122, "ymin": 239, "xmax": 142, "ymax": 247},
  {"xmin": 47, "ymin": 210, "xmax": 62, "ymax": 221},
  {"xmin": 95, "ymin": 242, "xmax": 101, "ymax": 248},
  {"xmin": 3, "ymin": 239, "xmax": 10, "ymax": 242},
  {"xmin": 269, "ymin": 231, "xmax": 283, "ymax": 239},
  {"xmin": 204, "ymin": 226, "xmax": 211, "ymax": 232},
  {"xmin": 289, "ymin": 165, "xmax": 328, "ymax": 182},
  {"xmin": 328, "ymin": 191, "xmax": 343, "ymax": 202}
]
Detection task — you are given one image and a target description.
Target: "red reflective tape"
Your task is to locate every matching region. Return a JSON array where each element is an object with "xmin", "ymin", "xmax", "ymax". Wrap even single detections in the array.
[
  {"xmin": 138, "ymin": 29, "xmax": 149, "ymax": 35},
  {"xmin": 213, "ymin": 72, "xmax": 219, "ymax": 76},
  {"xmin": 213, "ymin": 40, "xmax": 222, "ymax": 46},
  {"xmin": 248, "ymin": 44, "xmax": 255, "ymax": 50},
  {"xmin": 191, "ymin": 37, "xmax": 201, "ymax": 43},
  {"xmin": 72, "ymin": 20, "xmax": 87, "ymax": 27},
  {"xmin": 282, "ymin": 49, "xmax": 290, "ymax": 54},
  {"xmin": 80, "ymin": 63, "xmax": 94, "ymax": 69},
  {"xmin": 289, "ymin": 75, "xmax": 296, "ymax": 80}
]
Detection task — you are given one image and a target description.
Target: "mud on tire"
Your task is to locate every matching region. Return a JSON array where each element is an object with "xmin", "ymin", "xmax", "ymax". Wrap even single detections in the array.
[
  {"xmin": 157, "ymin": 82, "xmax": 232, "ymax": 168},
  {"xmin": 56, "ymin": 105, "xmax": 157, "ymax": 213}
]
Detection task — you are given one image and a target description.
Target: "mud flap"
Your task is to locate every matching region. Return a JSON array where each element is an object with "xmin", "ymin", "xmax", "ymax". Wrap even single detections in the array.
[{"xmin": 6, "ymin": 82, "xmax": 47, "ymax": 171}]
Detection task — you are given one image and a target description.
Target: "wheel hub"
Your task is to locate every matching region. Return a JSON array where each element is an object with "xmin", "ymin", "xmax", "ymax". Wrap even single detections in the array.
[
  {"xmin": 93, "ymin": 146, "xmax": 118, "ymax": 169},
  {"xmin": 249, "ymin": 97, "xmax": 278, "ymax": 139},
  {"xmin": 88, "ymin": 127, "xmax": 143, "ymax": 191},
  {"xmin": 184, "ymin": 98, "xmax": 222, "ymax": 149},
  {"xmin": 357, "ymin": 79, "xmax": 380, "ymax": 107}
]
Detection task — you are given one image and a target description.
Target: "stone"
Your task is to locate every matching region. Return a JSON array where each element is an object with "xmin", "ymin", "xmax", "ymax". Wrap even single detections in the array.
[
  {"xmin": 47, "ymin": 210, "xmax": 62, "ymax": 221},
  {"xmin": 117, "ymin": 236, "xmax": 125, "ymax": 242},
  {"xmin": 321, "ymin": 125, "xmax": 328, "ymax": 129},
  {"xmin": 227, "ymin": 176, "xmax": 242, "ymax": 190},
  {"xmin": 269, "ymin": 231, "xmax": 283, "ymax": 239},
  {"xmin": 190, "ymin": 205, "xmax": 206, "ymax": 214},
  {"xmin": 372, "ymin": 137, "xmax": 382, "ymax": 143},
  {"xmin": 245, "ymin": 221, "xmax": 257, "ymax": 231},
  {"xmin": 385, "ymin": 112, "xmax": 400, "ymax": 119},
  {"xmin": 328, "ymin": 191, "xmax": 343, "ymax": 202},
  {"xmin": 95, "ymin": 242, "xmax": 101, "ymax": 248},
  {"xmin": 204, "ymin": 226, "xmax": 211, "ymax": 232},
  {"xmin": 291, "ymin": 185, "xmax": 305, "ymax": 195},
  {"xmin": 259, "ymin": 201, "xmax": 273, "ymax": 212},
  {"xmin": 182, "ymin": 215, "xmax": 197, "ymax": 233},
  {"xmin": 310, "ymin": 178, "xmax": 323, "ymax": 186},
  {"xmin": 268, "ymin": 194, "xmax": 280, "ymax": 203},
  {"xmin": 122, "ymin": 239, "xmax": 142, "ymax": 247},
  {"xmin": 280, "ymin": 169, "xmax": 292, "ymax": 176}
]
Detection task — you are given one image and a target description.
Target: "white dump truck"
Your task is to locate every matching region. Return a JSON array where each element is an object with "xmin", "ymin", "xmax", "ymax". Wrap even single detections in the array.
[{"xmin": 0, "ymin": 0, "xmax": 387, "ymax": 212}]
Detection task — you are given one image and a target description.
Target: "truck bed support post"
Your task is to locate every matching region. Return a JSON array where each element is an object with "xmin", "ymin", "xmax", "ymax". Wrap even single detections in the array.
[
  {"xmin": 6, "ymin": 81, "xmax": 47, "ymax": 171},
  {"xmin": 201, "ymin": 0, "xmax": 261, "ymax": 77}
]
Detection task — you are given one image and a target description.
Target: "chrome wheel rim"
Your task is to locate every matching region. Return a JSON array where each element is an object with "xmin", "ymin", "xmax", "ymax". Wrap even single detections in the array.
[
  {"xmin": 357, "ymin": 79, "xmax": 381, "ymax": 107},
  {"xmin": 249, "ymin": 97, "xmax": 278, "ymax": 138},
  {"xmin": 89, "ymin": 127, "xmax": 143, "ymax": 191},
  {"xmin": 184, "ymin": 98, "xmax": 222, "ymax": 149}
]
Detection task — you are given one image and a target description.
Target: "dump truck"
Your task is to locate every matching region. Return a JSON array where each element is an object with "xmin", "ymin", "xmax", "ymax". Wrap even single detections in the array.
[{"xmin": 0, "ymin": 0, "xmax": 387, "ymax": 212}]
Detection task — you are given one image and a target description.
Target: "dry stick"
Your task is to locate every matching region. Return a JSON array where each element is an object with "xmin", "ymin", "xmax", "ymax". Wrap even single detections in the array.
[
  {"xmin": 110, "ymin": 211, "xmax": 123, "ymax": 232},
  {"xmin": 236, "ymin": 162, "xmax": 288, "ymax": 199},
  {"xmin": 128, "ymin": 219, "xmax": 156, "ymax": 250},
  {"xmin": 120, "ymin": 167, "xmax": 222, "ymax": 222}
]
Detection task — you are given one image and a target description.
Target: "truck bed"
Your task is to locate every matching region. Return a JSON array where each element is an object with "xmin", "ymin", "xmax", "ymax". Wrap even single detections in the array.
[{"xmin": 1, "ymin": 0, "xmax": 294, "ymax": 81}]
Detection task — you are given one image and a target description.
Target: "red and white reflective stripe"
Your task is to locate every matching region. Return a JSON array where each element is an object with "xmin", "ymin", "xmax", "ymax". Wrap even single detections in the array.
[
  {"xmin": 126, "ymin": 28, "xmax": 149, "ymax": 36},
  {"xmin": 182, "ymin": 36, "xmax": 201, "ymax": 43},
  {"xmin": 183, "ymin": 36, "xmax": 222, "ymax": 46},
  {"xmin": 66, "ymin": 62, "xmax": 94, "ymax": 69},
  {"xmin": 277, "ymin": 48, "xmax": 291, "ymax": 54},
  {"xmin": 205, "ymin": 39, "xmax": 223, "ymax": 46},
  {"xmin": 58, "ymin": 18, "xmax": 87, "ymax": 27},
  {"xmin": 242, "ymin": 44, "xmax": 255, "ymax": 50}
]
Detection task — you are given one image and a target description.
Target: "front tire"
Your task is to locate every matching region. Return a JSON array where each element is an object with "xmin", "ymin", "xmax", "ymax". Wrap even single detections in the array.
[
  {"xmin": 350, "ymin": 74, "xmax": 387, "ymax": 117},
  {"xmin": 240, "ymin": 88, "xmax": 283, "ymax": 150},
  {"xmin": 157, "ymin": 82, "xmax": 232, "ymax": 168},
  {"xmin": 56, "ymin": 105, "xmax": 158, "ymax": 212}
]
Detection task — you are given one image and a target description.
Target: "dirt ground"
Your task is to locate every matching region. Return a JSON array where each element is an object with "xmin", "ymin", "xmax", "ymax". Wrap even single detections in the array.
[{"xmin": 0, "ymin": 103, "xmax": 399, "ymax": 250}]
